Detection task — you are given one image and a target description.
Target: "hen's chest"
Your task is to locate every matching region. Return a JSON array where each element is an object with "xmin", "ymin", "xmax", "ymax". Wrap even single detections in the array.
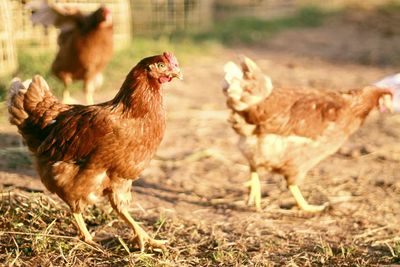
[
  {"xmin": 107, "ymin": 112, "xmax": 166, "ymax": 178},
  {"xmin": 238, "ymin": 123, "xmax": 349, "ymax": 170},
  {"xmin": 125, "ymin": 117, "xmax": 165, "ymax": 154},
  {"xmin": 238, "ymin": 134, "xmax": 311, "ymax": 167}
]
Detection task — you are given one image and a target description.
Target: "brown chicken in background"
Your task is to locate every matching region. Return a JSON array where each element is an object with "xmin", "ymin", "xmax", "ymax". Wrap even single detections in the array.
[
  {"xmin": 223, "ymin": 57, "xmax": 394, "ymax": 212},
  {"xmin": 29, "ymin": 1, "xmax": 113, "ymax": 104},
  {"xmin": 8, "ymin": 53, "xmax": 182, "ymax": 251}
]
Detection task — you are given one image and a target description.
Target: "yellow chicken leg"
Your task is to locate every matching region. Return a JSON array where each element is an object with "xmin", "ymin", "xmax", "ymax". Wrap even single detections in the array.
[
  {"xmin": 62, "ymin": 87, "xmax": 79, "ymax": 104},
  {"xmin": 288, "ymin": 185, "xmax": 327, "ymax": 212},
  {"xmin": 244, "ymin": 172, "xmax": 261, "ymax": 210},
  {"xmin": 116, "ymin": 209, "xmax": 167, "ymax": 252},
  {"xmin": 84, "ymin": 79, "xmax": 95, "ymax": 105},
  {"xmin": 73, "ymin": 213, "xmax": 97, "ymax": 245},
  {"xmin": 61, "ymin": 77, "xmax": 78, "ymax": 104}
]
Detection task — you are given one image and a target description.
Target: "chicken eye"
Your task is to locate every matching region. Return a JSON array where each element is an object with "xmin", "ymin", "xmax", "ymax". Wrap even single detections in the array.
[{"xmin": 157, "ymin": 63, "xmax": 166, "ymax": 69}]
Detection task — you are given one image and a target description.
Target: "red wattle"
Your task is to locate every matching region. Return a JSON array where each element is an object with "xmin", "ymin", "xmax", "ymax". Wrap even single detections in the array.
[{"xmin": 159, "ymin": 76, "xmax": 172, "ymax": 83}]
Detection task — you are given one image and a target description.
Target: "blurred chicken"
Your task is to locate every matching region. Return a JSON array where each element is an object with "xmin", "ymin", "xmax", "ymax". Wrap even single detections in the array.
[
  {"xmin": 8, "ymin": 53, "xmax": 182, "ymax": 251},
  {"xmin": 29, "ymin": 1, "xmax": 113, "ymax": 104},
  {"xmin": 223, "ymin": 57, "xmax": 396, "ymax": 212}
]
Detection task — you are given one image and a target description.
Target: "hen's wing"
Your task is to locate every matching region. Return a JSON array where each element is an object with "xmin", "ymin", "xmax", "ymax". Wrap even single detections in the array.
[
  {"xmin": 28, "ymin": 1, "xmax": 82, "ymax": 32},
  {"xmin": 245, "ymin": 89, "xmax": 347, "ymax": 139},
  {"xmin": 37, "ymin": 106, "xmax": 114, "ymax": 162},
  {"xmin": 224, "ymin": 58, "xmax": 347, "ymax": 139}
]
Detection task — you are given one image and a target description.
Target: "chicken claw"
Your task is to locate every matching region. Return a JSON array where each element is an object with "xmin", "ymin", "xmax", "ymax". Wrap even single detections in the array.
[
  {"xmin": 133, "ymin": 228, "xmax": 167, "ymax": 252},
  {"xmin": 299, "ymin": 203, "xmax": 328, "ymax": 213},
  {"xmin": 288, "ymin": 185, "xmax": 328, "ymax": 213},
  {"xmin": 61, "ymin": 91, "xmax": 79, "ymax": 104},
  {"xmin": 244, "ymin": 172, "xmax": 262, "ymax": 211},
  {"xmin": 73, "ymin": 213, "xmax": 94, "ymax": 242},
  {"xmin": 72, "ymin": 212, "xmax": 103, "ymax": 249},
  {"xmin": 118, "ymin": 209, "xmax": 167, "ymax": 252}
]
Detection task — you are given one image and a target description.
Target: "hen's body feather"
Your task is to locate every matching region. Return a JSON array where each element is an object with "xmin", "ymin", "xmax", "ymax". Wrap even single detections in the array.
[
  {"xmin": 52, "ymin": 25, "xmax": 112, "ymax": 82},
  {"xmin": 224, "ymin": 57, "xmax": 393, "ymax": 210},
  {"xmin": 8, "ymin": 53, "xmax": 181, "ymax": 250},
  {"xmin": 234, "ymin": 87, "xmax": 383, "ymax": 184},
  {"xmin": 9, "ymin": 72, "xmax": 164, "ymax": 211}
]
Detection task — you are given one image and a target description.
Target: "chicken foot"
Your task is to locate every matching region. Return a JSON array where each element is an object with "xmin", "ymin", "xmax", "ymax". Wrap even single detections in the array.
[
  {"xmin": 84, "ymin": 73, "xmax": 103, "ymax": 105},
  {"xmin": 62, "ymin": 91, "xmax": 78, "ymax": 104},
  {"xmin": 84, "ymin": 79, "xmax": 95, "ymax": 105},
  {"xmin": 107, "ymin": 185, "xmax": 166, "ymax": 252},
  {"xmin": 73, "ymin": 212, "xmax": 98, "ymax": 246},
  {"xmin": 61, "ymin": 77, "xmax": 78, "ymax": 104},
  {"xmin": 115, "ymin": 209, "xmax": 167, "ymax": 252},
  {"xmin": 288, "ymin": 185, "xmax": 327, "ymax": 212},
  {"xmin": 244, "ymin": 171, "xmax": 261, "ymax": 211}
]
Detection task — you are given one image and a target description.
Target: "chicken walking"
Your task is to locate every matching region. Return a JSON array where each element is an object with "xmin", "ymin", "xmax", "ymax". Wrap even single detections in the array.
[
  {"xmin": 29, "ymin": 1, "xmax": 113, "ymax": 104},
  {"xmin": 223, "ymin": 57, "xmax": 395, "ymax": 212},
  {"xmin": 8, "ymin": 53, "xmax": 182, "ymax": 251}
]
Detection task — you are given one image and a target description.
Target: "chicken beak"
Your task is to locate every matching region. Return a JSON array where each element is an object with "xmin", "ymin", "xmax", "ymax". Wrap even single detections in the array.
[{"xmin": 171, "ymin": 68, "xmax": 183, "ymax": 80}]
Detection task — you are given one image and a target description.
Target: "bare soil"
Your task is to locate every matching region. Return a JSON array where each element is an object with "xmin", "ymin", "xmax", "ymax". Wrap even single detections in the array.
[{"xmin": 1, "ymin": 13, "xmax": 400, "ymax": 266}]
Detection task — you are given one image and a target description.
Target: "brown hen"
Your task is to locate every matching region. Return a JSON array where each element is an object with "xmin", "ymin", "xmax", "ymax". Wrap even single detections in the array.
[
  {"xmin": 8, "ymin": 53, "xmax": 182, "ymax": 251},
  {"xmin": 223, "ymin": 57, "xmax": 393, "ymax": 212},
  {"xmin": 29, "ymin": 1, "xmax": 113, "ymax": 104}
]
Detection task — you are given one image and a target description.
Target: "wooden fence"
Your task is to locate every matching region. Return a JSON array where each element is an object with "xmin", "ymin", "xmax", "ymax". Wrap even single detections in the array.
[
  {"xmin": 2, "ymin": 0, "xmax": 298, "ymax": 77},
  {"xmin": 130, "ymin": 0, "xmax": 214, "ymax": 35},
  {"xmin": 0, "ymin": 0, "xmax": 17, "ymax": 77},
  {"xmin": 10, "ymin": 0, "xmax": 132, "ymax": 49},
  {"xmin": 214, "ymin": 0, "xmax": 296, "ymax": 20}
]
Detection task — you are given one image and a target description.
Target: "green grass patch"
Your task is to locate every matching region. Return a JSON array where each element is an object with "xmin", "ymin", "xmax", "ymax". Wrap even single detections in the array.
[
  {"xmin": 0, "ymin": 50, "xmax": 76, "ymax": 103},
  {"xmin": 102, "ymin": 36, "xmax": 220, "ymax": 91},
  {"xmin": 172, "ymin": 6, "xmax": 331, "ymax": 45},
  {"xmin": 375, "ymin": 1, "xmax": 400, "ymax": 12}
]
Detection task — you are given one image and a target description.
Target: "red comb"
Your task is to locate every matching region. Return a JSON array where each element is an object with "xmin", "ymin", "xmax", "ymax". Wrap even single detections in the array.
[
  {"xmin": 101, "ymin": 6, "xmax": 111, "ymax": 15},
  {"xmin": 163, "ymin": 52, "xmax": 179, "ymax": 67}
]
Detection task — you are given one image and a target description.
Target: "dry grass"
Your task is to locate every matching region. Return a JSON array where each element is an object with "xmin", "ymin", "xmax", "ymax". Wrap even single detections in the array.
[{"xmin": 0, "ymin": 189, "xmax": 399, "ymax": 266}]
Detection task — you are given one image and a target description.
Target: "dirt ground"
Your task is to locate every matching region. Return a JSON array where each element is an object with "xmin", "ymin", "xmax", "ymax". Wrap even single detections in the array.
[{"xmin": 1, "ymin": 13, "xmax": 400, "ymax": 266}]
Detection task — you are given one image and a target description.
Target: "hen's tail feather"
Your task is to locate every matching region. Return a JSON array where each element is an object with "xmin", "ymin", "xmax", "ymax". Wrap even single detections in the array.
[
  {"xmin": 240, "ymin": 57, "xmax": 273, "ymax": 90},
  {"xmin": 224, "ymin": 61, "xmax": 243, "ymax": 86},
  {"xmin": 224, "ymin": 57, "xmax": 273, "ymax": 90},
  {"xmin": 223, "ymin": 57, "xmax": 263, "ymax": 85},
  {"xmin": 8, "ymin": 78, "xmax": 29, "ymax": 127},
  {"xmin": 8, "ymin": 75, "xmax": 64, "ymax": 152},
  {"xmin": 23, "ymin": 75, "xmax": 52, "ymax": 115},
  {"xmin": 29, "ymin": 1, "xmax": 57, "ymax": 27},
  {"xmin": 240, "ymin": 56, "xmax": 261, "ymax": 77},
  {"xmin": 8, "ymin": 75, "xmax": 67, "ymax": 152},
  {"xmin": 223, "ymin": 56, "xmax": 274, "ymax": 112},
  {"xmin": 28, "ymin": 1, "xmax": 78, "ymax": 32}
]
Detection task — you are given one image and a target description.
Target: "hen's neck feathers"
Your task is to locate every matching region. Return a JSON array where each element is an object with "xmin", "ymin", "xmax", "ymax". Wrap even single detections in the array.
[
  {"xmin": 111, "ymin": 67, "xmax": 163, "ymax": 118},
  {"xmin": 349, "ymin": 86, "xmax": 391, "ymax": 119}
]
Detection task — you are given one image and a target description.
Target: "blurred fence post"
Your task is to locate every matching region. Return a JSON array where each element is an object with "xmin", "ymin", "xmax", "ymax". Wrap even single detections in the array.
[{"xmin": 0, "ymin": 0, "xmax": 18, "ymax": 77}]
